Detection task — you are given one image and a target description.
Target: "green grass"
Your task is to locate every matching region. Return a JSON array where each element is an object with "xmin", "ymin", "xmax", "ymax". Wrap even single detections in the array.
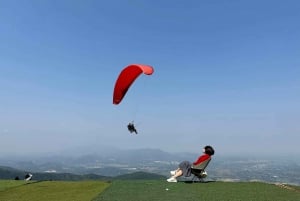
[
  {"xmin": 0, "ymin": 180, "xmax": 34, "ymax": 191},
  {"xmin": 0, "ymin": 180, "xmax": 110, "ymax": 201},
  {"xmin": 94, "ymin": 180, "xmax": 300, "ymax": 201},
  {"xmin": 1, "ymin": 180, "xmax": 299, "ymax": 201}
]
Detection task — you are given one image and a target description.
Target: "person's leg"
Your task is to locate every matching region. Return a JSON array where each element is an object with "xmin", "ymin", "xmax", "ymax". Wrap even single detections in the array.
[
  {"xmin": 167, "ymin": 169, "xmax": 183, "ymax": 182},
  {"xmin": 170, "ymin": 168, "xmax": 181, "ymax": 175},
  {"xmin": 173, "ymin": 169, "xmax": 183, "ymax": 178}
]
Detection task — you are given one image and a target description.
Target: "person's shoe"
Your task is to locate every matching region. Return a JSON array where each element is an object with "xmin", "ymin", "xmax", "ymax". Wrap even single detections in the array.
[
  {"xmin": 170, "ymin": 170, "xmax": 176, "ymax": 176},
  {"xmin": 167, "ymin": 177, "xmax": 177, "ymax": 182}
]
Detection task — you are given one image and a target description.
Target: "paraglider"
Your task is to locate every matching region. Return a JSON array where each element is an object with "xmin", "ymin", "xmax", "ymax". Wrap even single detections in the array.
[
  {"xmin": 113, "ymin": 64, "xmax": 154, "ymax": 105},
  {"xmin": 113, "ymin": 64, "xmax": 154, "ymax": 134},
  {"xmin": 127, "ymin": 122, "xmax": 138, "ymax": 134}
]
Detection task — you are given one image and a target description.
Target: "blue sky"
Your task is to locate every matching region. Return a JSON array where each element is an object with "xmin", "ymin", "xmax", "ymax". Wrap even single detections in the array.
[{"xmin": 0, "ymin": 0, "xmax": 299, "ymax": 156}]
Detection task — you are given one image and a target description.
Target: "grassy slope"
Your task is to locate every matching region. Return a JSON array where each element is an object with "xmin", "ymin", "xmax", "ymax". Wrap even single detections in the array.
[
  {"xmin": 94, "ymin": 180, "xmax": 300, "ymax": 201},
  {"xmin": 0, "ymin": 180, "xmax": 110, "ymax": 201},
  {"xmin": 1, "ymin": 180, "xmax": 299, "ymax": 201},
  {"xmin": 0, "ymin": 180, "xmax": 34, "ymax": 191}
]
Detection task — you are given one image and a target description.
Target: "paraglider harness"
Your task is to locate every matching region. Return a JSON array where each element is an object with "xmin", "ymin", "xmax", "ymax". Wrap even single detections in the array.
[{"xmin": 127, "ymin": 122, "xmax": 138, "ymax": 134}]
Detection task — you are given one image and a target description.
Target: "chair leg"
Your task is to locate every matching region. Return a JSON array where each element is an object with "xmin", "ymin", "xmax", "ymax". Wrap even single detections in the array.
[
  {"xmin": 191, "ymin": 175, "xmax": 205, "ymax": 183},
  {"xmin": 191, "ymin": 175, "xmax": 197, "ymax": 182}
]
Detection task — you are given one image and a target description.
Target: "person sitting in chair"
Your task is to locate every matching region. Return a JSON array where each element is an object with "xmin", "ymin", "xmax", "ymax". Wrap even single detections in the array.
[
  {"xmin": 127, "ymin": 122, "xmax": 138, "ymax": 134},
  {"xmin": 167, "ymin": 145, "xmax": 214, "ymax": 182}
]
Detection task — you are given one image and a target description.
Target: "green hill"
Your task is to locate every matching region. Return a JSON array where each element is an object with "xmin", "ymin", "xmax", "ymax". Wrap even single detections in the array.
[
  {"xmin": 0, "ymin": 180, "xmax": 299, "ymax": 201},
  {"xmin": 0, "ymin": 166, "xmax": 112, "ymax": 181},
  {"xmin": 0, "ymin": 166, "xmax": 165, "ymax": 181},
  {"xmin": 0, "ymin": 166, "xmax": 26, "ymax": 180}
]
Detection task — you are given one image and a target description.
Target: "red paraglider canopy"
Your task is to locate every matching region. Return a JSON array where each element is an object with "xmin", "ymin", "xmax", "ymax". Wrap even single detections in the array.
[{"xmin": 113, "ymin": 64, "xmax": 154, "ymax": 105}]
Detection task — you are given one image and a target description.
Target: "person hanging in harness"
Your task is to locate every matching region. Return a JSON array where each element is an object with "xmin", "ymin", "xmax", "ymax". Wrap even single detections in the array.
[{"xmin": 127, "ymin": 122, "xmax": 138, "ymax": 134}]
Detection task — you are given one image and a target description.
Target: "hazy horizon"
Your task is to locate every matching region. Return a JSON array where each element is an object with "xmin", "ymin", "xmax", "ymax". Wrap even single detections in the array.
[{"xmin": 1, "ymin": 144, "xmax": 300, "ymax": 161}]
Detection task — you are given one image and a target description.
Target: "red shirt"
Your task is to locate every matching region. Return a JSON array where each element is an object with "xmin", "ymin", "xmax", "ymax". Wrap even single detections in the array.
[{"xmin": 193, "ymin": 154, "xmax": 211, "ymax": 165}]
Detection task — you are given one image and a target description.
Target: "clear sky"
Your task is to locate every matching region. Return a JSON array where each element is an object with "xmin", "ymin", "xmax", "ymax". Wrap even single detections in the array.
[{"xmin": 0, "ymin": 0, "xmax": 299, "ymax": 156}]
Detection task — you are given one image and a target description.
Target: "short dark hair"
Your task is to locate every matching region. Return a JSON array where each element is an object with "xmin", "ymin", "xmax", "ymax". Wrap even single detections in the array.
[{"xmin": 204, "ymin": 145, "xmax": 215, "ymax": 156}]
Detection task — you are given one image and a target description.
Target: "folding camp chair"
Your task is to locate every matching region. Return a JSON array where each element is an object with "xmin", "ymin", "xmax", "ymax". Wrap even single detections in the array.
[{"xmin": 190, "ymin": 158, "xmax": 211, "ymax": 182}]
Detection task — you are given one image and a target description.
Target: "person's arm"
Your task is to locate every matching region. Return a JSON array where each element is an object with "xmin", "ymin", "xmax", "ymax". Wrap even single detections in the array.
[{"xmin": 193, "ymin": 154, "xmax": 210, "ymax": 165}]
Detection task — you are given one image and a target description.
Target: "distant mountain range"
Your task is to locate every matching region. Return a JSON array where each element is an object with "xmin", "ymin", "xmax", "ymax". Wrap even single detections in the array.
[{"xmin": 0, "ymin": 148, "xmax": 299, "ymax": 185}]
